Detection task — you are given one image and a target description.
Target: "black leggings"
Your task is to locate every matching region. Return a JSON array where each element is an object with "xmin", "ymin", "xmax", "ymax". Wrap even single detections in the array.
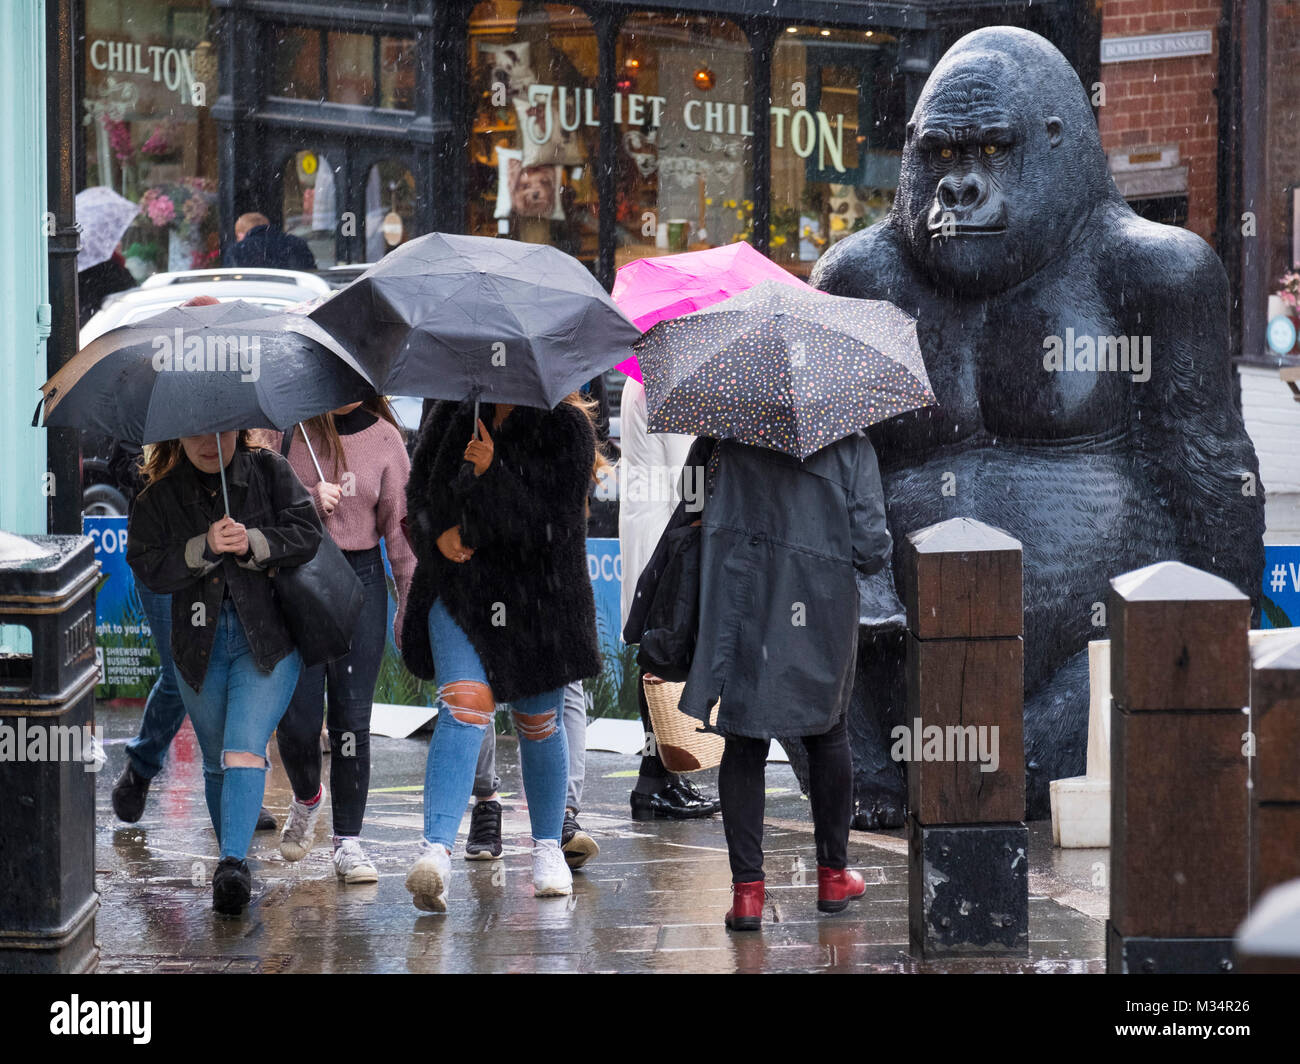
[
  {"xmin": 718, "ymin": 714, "xmax": 851, "ymax": 883},
  {"xmin": 276, "ymin": 547, "xmax": 388, "ymax": 837}
]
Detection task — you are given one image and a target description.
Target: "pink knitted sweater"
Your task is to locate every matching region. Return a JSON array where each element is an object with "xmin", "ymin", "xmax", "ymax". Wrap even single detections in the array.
[{"xmin": 266, "ymin": 419, "xmax": 416, "ymax": 644}]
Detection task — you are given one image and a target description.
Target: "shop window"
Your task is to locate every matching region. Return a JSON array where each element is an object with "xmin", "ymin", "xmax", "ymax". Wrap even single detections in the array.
[
  {"xmin": 281, "ymin": 149, "xmax": 339, "ymax": 268},
  {"xmin": 770, "ymin": 26, "xmax": 904, "ymax": 277},
  {"xmin": 270, "ymin": 26, "xmax": 323, "ymax": 101},
  {"xmin": 82, "ymin": 0, "xmax": 221, "ymax": 280},
  {"xmin": 614, "ymin": 13, "xmax": 753, "ymax": 270},
  {"xmin": 365, "ymin": 160, "xmax": 417, "ymax": 261},
  {"xmin": 466, "ymin": 1, "xmax": 599, "ymax": 270},
  {"xmin": 328, "ymin": 32, "xmax": 376, "ymax": 106},
  {"xmin": 380, "ymin": 37, "xmax": 417, "ymax": 111}
]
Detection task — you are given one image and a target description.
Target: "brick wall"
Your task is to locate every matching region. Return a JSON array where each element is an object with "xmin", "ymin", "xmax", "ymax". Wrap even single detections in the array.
[{"xmin": 1098, "ymin": 0, "xmax": 1221, "ymax": 243}]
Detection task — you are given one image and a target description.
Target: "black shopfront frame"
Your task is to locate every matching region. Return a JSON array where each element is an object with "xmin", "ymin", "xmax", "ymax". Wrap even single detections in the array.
[{"xmin": 198, "ymin": 0, "xmax": 1097, "ymax": 291}]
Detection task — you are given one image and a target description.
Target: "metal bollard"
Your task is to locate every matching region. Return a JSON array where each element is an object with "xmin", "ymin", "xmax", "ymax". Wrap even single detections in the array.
[
  {"xmin": 902, "ymin": 517, "xmax": 1027, "ymax": 956},
  {"xmin": 1106, "ymin": 561, "xmax": 1250, "ymax": 974},
  {"xmin": 0, "ymin": 530, "xmax": 100, "ymax": 973}
]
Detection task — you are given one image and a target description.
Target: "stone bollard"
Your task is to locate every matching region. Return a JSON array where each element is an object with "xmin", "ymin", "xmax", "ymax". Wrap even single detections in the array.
[
  {"xmin": 0, "ymin": 531, "xmax": 100, "ymax": 973},
  {"xmin": 902, "ymin": 517, "xmax": 1027, "ymax": 956},
  {"xmin": 1249, "ymin": 630, "xmax": 1300, "ymax": 902},
  {"xmin": 1106, "ymin": 561, "xmax": 1250, "ymax": 974}
]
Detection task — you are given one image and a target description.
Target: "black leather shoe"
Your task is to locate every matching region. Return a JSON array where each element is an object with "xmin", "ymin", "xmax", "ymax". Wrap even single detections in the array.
[
  {"xmin": 212, "ymin": 857, "xmax": 252, "ymax": 915},
  {"xmin": 851, "ymin": 794, "xmax": 905, "ymax": 831},
  {"xmin": 630, "ymin": 779, "xmax": 720, "ymax": 821},
  {"xmin": 111, "ymin": 763, "xmax": 151, "ymax": 823},
  {"xmin": 255, "ymin": 806, "xmax": 277, "ymax": 832}
]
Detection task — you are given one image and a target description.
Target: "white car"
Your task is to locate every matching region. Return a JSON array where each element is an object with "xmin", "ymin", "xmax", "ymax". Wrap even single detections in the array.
[{"xmin": 79, "ymin": 267, "xmax": 333, "ymax": 346}]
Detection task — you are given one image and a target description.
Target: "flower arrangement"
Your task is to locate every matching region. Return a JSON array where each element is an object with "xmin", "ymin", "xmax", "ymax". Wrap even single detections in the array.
[
  {"xmin": 138, "ymin": 177, "xmax": 216, "ymax": 243},
  {"xmin": 101, "ymin": 114, "xmax": 134, "ymax": 165},
  {"xmin": 1278, "ymin": 271, "xmax": 1300, "ymax": 313},
  {"xmin": 139, "ymin": 118, "xmax": 183, "ymax": 160}
]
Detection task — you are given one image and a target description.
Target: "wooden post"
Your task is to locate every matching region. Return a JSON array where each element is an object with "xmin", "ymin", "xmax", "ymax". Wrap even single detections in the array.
[
  {"xmin": 902, "ymin": 518, "xmax": 1027, "ymax": 956},
  {"xmin": 1107, "ymin": 561, "xmax": 1251, "ymax": 974},
  {"xmin": 1250, "ymin": 630, "xmax": 1300, "ymax": 902}
]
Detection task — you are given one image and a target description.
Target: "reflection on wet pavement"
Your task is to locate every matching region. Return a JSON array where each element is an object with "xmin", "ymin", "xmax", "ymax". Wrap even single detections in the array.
[{"xmin": 94, "ymin": 706, "xmax": 1106, "ymax": 973}]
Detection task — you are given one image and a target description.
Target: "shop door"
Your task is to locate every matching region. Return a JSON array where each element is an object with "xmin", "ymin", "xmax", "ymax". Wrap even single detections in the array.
[{"xmin": 267, "ymin": 140, "xmax": 417, "ymax": 268}]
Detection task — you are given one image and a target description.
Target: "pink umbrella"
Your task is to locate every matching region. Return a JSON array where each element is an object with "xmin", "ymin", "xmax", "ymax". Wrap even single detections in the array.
[{"xmin": 611, "ymin": 242, "xmax": 813, "ymax": 382}]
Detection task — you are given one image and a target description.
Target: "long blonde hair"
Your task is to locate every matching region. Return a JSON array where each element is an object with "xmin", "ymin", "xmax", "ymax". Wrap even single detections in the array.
[
  {"xmin": 560, "ymin": 390, "xmax": 612, "ymax": 485},
  {"xmin": 297, "ymin": 396, "xmax": 403, "ymax": 480}
]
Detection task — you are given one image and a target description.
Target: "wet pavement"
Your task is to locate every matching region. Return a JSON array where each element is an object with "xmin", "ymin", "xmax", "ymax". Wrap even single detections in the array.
[{"xmin": 93, "ymin": 703, "xmax": 1107, "ymax": 973}]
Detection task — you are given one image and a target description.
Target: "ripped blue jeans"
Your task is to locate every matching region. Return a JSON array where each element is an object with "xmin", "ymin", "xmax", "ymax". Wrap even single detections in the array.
[
  {"xmin": 178, "ymin": 600, "xmax": 301, "ymax": 860},
  {"xmin": 423, "ymin": 596, "xmax": 568, "ymax": 850}
]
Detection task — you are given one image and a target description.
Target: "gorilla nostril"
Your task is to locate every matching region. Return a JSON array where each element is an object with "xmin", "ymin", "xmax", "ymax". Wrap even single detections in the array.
[{"xmin": 938, "ymin": 183, "xmax": 959, "ymax": 209}]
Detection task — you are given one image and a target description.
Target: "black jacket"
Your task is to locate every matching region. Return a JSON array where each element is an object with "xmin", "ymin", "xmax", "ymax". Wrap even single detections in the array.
[
  {"xmin": 679, "ymin": 432, "xmax": 892, "ymax": 739},
  {"xmin": 224, "ymin": 225, "xmax": 317, "ymax": 271},
  {"xmin": 401, "ymin": 397, "xmax": 601, "ymax": 702},
  {"xmin": 126, "ymin": 445, "xmax": 321, "ymax": 691}
]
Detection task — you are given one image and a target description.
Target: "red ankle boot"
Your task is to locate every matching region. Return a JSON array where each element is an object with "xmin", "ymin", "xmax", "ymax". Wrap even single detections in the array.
[
  {"xmin": 725, "ymin": 880, "xmax": 765, "ymax": 931},
  {"xmin": 817, "ymin": 866, "xmax": 866, "ymax": 913}
]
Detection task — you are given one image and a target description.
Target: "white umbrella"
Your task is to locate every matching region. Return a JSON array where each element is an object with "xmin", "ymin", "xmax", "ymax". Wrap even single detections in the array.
[{"xmin": 75, "ymin": 186, "xmax": 140, "ymax": 271}]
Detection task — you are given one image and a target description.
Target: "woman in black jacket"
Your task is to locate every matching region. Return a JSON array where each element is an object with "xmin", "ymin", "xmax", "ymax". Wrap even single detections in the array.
[
  {"xmin": 400, "ymin": 393, "xmax": 602, "ymax": 911},
  {"xmin": 127, "ymin": 430, "xmax": 320, "ymax": 915},
  {"xmin": 677, "ymin": 430, "xmax": 893, "ymax": 932}
]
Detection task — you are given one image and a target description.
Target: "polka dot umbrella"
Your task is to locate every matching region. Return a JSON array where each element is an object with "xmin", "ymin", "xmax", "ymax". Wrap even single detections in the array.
[{"xmin": 635, "ymin": 280, "xmax": 935, "ymax": 460}]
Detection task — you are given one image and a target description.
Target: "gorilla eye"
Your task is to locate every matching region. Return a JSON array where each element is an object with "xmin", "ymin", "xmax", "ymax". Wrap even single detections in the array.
[
  {"xmin": 983, "ymin": 144, "xmax": 1000, "ymax": 156},
  {"xmin": 939, "ymin": 147, "xmax": 954, "ymax": 160}
]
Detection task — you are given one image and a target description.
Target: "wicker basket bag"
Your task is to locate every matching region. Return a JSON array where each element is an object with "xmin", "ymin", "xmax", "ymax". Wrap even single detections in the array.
[{"xmin": 643, "ymin": 679, "xmax": 724, "ymax": 773}]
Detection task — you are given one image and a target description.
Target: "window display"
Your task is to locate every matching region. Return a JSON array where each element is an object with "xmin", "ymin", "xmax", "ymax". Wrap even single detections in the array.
[
  {"xmin": 467, "ymin": 2, "xmax": 599, "ymax": 269},
  {"xmin": 769, "ymin": 26, "xmax": 904, "ymax": 277},
  {"xmin": 82, "ymin": 0, "xmax": 220, "ymax": 278},
  {"xmin": 614, "ymin": 13, "xmax": 753, "ymax": 270}
]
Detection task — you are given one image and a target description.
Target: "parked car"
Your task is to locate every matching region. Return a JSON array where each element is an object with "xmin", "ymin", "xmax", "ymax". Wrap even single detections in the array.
[
  {"xmin": 79, "ymin": 267, "xmax": 333, "ymax": 345},
  {"xmin": 77, "ymin": 268, "xmax": 335, "ymax": 515}
]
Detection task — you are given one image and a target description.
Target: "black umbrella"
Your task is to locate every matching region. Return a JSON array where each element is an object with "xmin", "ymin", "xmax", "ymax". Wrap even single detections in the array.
[
  {"xmin": 309, "ymin": 233, "xmax": 641, "ymax": 419},
  {"xmin": 635, "ymin": 281, "xmax": 936, "ymax": 460},
  {"xmin": 37, "ymin": 299, "xmax": 375, "ymax": 512}
]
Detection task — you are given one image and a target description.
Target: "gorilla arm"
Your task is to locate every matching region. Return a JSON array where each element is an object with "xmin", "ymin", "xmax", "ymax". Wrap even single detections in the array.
[{"xmin": 1112, "ymin": 217, "xmax": 1265, "ymax": 600}]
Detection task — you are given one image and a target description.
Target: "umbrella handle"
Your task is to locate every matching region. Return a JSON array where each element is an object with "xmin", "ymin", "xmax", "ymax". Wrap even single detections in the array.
[
  {"xmin": 297, "ymin": 423, "xmax": 327, "ymax": 484},
  {"xmin": 472, "ymin": 397, "xmax": 480, "ymax": 441},
  {"xmin": 215, "ymin": 432, "xmax": 231, "ymax": 517}
]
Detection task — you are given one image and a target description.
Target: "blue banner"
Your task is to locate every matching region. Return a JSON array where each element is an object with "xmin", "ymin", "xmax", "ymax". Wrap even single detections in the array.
[{"xmin": 1262, "ymin": 544, "xmax": 1300, "ymax": 629}]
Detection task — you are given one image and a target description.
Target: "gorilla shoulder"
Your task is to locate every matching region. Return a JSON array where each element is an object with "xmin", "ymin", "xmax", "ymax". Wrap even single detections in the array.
[
  {"xmin": 810, "ymin": 217, "xmax": 914, "ymax": 302},
  {"xmin": 1101, "ymin": 207, "xmax": 1229, "ymax": 320}
]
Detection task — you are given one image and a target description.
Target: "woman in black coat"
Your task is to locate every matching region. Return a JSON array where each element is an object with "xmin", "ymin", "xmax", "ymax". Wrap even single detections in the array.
[
  {"xmin": 127, "ymin": 431, "xmax": 320, "ymax": 915},
  {"xmin": 677, "ymin": 430, "xmax": 893, "ymax": 931},
  {"xmin": 400, "ymin": 393, "xmax": 602, "ymax": 911}
]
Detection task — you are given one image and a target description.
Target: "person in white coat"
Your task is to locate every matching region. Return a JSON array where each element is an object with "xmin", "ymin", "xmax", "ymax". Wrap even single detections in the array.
[{"xmin": 618, "ymin": 376, "xmax": 720, "ymax": 820}]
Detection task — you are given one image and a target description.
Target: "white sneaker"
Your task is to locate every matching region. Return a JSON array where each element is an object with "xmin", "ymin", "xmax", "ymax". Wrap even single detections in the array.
[
  {"xmin": 332, "ymin": 838, "xmax": 378, "ymax": 884},
  {"xmin": 280, "ymin": 790, "xmax": 323, "ymax": 862},
  {"xmin": 405, "ymin": 840, "xmax": 450, "ymax": 913},
  {"xmin": 532, "ymin": 838, "xmax": 573, "ymax": 897}
]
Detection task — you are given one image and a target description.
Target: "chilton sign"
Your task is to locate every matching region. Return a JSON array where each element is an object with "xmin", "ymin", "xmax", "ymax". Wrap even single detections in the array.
[
  {"xmin": 89, "ymin": 37, "xmax": 199, "ymax": 101},
  {"xmin": 1100, "ymin": 30, "xmax": 1213, "ymax": 64},
  {"xmin": 525, "ymin": 83, "xmax": 849, "ymax": 173}
]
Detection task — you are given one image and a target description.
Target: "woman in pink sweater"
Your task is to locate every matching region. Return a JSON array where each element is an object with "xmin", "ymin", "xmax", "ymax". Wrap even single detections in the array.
[{"xmin": 270, "ymin": 397, "xmax": 415, "ymax": 882}]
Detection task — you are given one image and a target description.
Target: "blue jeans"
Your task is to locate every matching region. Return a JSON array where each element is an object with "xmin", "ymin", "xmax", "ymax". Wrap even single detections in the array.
[
  {"xmin": 125, "ymin": 579, "xmax": 189, "ymax": 779},
  {"xmin": 423, "ymin": 597, "xmax": 568, "ymax": 850},
  {"xmin": 473, "ymin": 680, "xmax": 588, "ymax": 812},
  {"xmin": 177, "ymin": 600, "xmax": 301, "ymax": 860}
]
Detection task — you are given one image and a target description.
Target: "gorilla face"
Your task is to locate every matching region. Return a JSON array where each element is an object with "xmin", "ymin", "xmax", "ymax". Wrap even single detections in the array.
[{"xmin": 894, "ymin": 29, "xmax": 1116, "ymax": 297}]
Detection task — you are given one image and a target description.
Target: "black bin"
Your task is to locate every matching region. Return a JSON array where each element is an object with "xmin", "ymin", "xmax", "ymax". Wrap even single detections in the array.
[{"xmin": 0, "ymin": 530, "xmax": 100, "ymax": 974}]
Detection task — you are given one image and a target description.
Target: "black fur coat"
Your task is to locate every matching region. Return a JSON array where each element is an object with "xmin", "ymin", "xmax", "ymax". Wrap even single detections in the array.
[{"xmin": 401, "ymin": 397, "xmax": 601, "ymax": 702}]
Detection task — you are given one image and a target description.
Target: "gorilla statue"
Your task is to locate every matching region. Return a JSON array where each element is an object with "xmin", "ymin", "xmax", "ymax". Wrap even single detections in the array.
[{"xmin": 805, "ymin": 26, "xmax": 1264, "ymax": 825}]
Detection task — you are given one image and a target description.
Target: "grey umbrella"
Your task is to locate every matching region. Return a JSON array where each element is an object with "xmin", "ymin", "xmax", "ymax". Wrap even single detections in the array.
[{"xmin": 309, "ymin": 233, "xmax": 641, "ymax": 422}]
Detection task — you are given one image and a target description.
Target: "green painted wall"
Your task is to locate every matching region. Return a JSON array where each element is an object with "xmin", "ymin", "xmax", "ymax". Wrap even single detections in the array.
[{"xmin": 0, "ymin": 0, "xmax": 50, "ymax": 539}]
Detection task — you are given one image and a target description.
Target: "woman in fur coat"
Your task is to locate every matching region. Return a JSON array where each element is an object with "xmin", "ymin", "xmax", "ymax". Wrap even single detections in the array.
[{"xmin": 400, "ymin": 392, "xmax": 603, "ymax": 909}]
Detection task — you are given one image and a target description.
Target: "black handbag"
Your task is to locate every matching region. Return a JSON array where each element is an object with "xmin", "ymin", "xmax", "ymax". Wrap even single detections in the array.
[
  {"xmin": 274, "ymin": 430, "xmax": 364, "ymax": 666},
  {"xmin": 635, "ymin": 522, "xmax": 702, "ymax": 683}
]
